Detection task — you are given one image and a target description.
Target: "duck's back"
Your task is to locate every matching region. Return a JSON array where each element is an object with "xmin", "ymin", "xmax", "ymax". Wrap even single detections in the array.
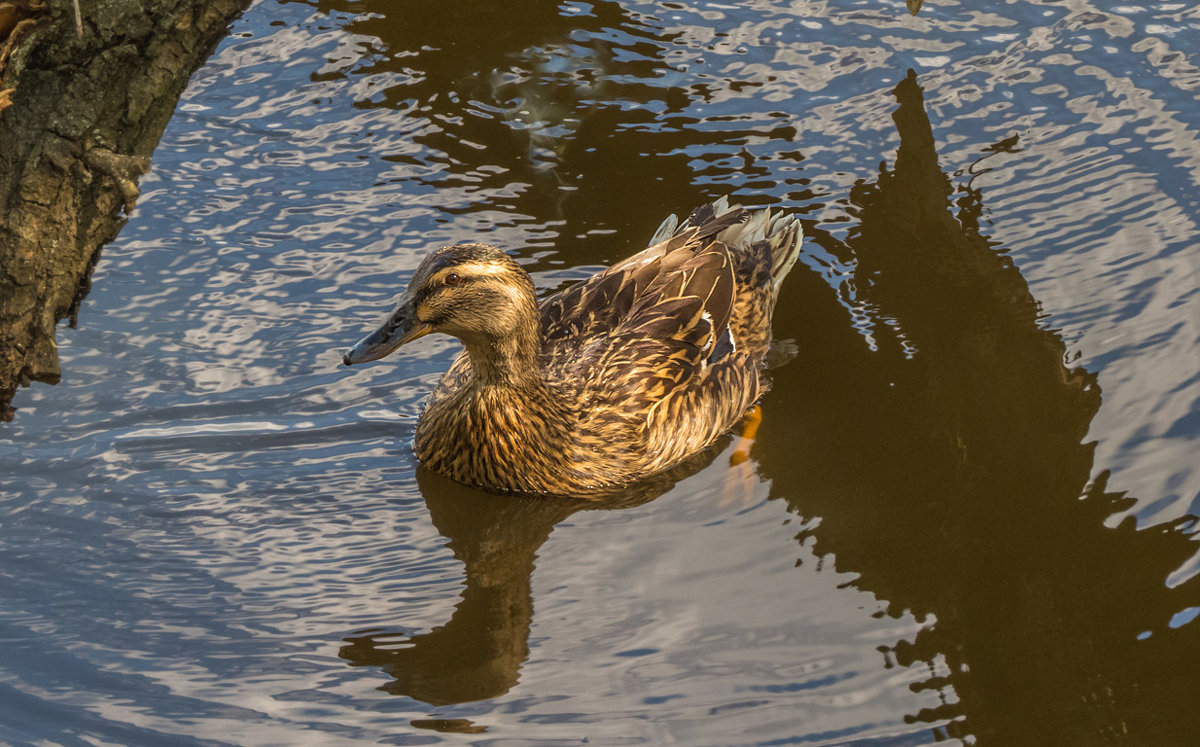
[{"xmin": 537, "ymin": 200, "xmax": 803, "ymax": 483}]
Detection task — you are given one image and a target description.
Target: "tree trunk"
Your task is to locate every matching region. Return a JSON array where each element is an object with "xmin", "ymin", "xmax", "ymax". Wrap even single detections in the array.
[{"xmin": 0, "ymin": 0, "xmax": 249, "ymax": 419}]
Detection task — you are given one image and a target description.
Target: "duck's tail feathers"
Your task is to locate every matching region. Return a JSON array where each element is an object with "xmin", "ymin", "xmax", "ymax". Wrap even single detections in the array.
[
  {"xmin": 766, "ymin": 212, "xmax": 804, "ymax": 293},
  {"xmin": 717, "ymin": 207, "xmax": 804, "ymax": 293},
  {"xmin": 649, "ymin": 196, "xmax": 746, "ymax": 247},
  {"xmin": 650, "ymin": 199, "xmax": 803, "ymax": 293}
]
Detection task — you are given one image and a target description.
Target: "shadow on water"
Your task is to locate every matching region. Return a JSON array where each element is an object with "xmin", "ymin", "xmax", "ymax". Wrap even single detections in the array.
[{"xmin": 754, "ymin": 70, "xmax": 1200, "ymax": 743}]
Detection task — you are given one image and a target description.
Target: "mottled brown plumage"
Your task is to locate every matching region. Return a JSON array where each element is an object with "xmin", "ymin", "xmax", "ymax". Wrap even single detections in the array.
[{"xmin": 344, "ymin": 198, "xmax": 803, "ymax": 495}]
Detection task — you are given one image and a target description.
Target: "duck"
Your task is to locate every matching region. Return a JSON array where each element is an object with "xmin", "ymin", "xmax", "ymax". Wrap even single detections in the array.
[{"xmin": 343, "ymin": 198, "xmax": 803, "ymax": 495}]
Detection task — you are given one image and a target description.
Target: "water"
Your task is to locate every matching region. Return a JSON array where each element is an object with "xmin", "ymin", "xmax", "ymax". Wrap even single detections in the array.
[{"xmin": 2, "ymin": 0, "xmax": 1198, "ymax": 743}]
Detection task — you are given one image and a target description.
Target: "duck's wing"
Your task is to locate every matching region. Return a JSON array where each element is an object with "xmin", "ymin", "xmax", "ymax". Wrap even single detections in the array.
[
  {"xmin": 549, "ymin": 235, "xmax": 760, "ymax": 472},
  {"xmin": 616, "ymin": 238, "xmax": 737, "ymax": 361},
  {"xmin": 539, "ymin": 200, "xmax": 746, "ymax": 345}
]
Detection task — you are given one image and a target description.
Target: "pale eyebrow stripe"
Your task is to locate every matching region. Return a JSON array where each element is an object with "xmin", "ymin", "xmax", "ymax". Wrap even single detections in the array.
[{"xmin": 429, "ymin": 262, "xmax": 511, "ymax": 284}]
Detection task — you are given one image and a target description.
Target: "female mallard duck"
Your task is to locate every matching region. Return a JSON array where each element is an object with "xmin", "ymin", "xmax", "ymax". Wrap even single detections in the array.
[{"xmin": 344, "ymin": 198, "xmax": 802, "ymax": 495}]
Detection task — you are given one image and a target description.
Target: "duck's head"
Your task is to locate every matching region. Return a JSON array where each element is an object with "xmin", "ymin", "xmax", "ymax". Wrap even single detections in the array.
[{"xmin": 343, "ymin": 243, "xmax": 538, "ymax": 366}]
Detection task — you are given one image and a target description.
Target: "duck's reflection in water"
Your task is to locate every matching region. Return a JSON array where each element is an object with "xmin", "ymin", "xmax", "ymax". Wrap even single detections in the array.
[
  {"xmin": 338, "ymin": 457, "xmax": 712, "ymax": 706},
  {"xmin": 340, "ymin": 473, "xmax": 571, "ymax": 705}
]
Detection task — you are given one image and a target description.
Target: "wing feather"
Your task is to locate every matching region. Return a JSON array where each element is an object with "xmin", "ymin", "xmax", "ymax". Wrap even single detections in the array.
[{"xmin": 542, "ymin": 201, "xmax": 746, "ymax": 370}]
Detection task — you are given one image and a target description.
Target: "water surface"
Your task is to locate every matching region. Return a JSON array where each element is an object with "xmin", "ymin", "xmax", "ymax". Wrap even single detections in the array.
[{"xmin": 2, "ymin": 0, "xmax": 1198, "ymax": 744}]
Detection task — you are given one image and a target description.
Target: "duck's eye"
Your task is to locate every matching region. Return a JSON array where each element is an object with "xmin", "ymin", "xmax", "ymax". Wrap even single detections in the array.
[{"xmin": 445, "ymin": 273, "xmax": 461, "ymax": 286}]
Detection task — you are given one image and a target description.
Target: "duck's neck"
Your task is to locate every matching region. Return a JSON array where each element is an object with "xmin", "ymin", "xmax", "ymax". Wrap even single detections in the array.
[{"xmin": 459, "ymin": 321, "xmax": 544, "ymax": 389}]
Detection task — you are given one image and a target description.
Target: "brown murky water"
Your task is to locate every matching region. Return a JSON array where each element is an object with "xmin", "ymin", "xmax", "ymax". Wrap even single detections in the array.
[{"xmin": 2, "ymin": 0, "xmax": 1198, "ymax": 744}]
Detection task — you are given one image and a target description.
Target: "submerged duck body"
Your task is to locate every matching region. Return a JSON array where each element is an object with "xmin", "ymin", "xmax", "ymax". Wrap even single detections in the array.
[{"xmin": 344, "ymin": 199, "xmax": 803, "ymax": 495}]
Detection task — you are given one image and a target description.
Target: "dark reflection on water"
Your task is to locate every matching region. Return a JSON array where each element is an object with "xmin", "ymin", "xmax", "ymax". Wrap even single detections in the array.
[
  {"xmin": 314, "ymin": 0, "xmax": 804, "ymax": 251},
  {"xmin": 339, "ymin": 474, "xmax": 568, "ymax": 706},
  {"xmin": 757, "ymin": 70, "xmax": 1200, "ymax": 744},
  {"xmin": 2, "ymin": 0, "xmax": 1198, "ymax": 743}
]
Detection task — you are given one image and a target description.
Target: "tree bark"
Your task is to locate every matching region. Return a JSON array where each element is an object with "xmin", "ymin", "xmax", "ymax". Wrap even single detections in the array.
[{"xmin": 0, "ymin": 0, "xmax": 249, "ymax": 419}]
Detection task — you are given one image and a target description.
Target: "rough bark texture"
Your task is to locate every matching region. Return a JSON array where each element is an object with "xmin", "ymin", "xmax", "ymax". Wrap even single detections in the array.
[{"xmin": 0, "ymin": 0, "xmax": 249, "ymax": 419}]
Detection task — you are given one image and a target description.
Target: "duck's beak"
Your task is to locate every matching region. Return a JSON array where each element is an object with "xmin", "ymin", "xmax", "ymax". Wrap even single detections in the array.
[{"xmin": 343, "ymin": 295, "xmax": 433, "ymax": 366}]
